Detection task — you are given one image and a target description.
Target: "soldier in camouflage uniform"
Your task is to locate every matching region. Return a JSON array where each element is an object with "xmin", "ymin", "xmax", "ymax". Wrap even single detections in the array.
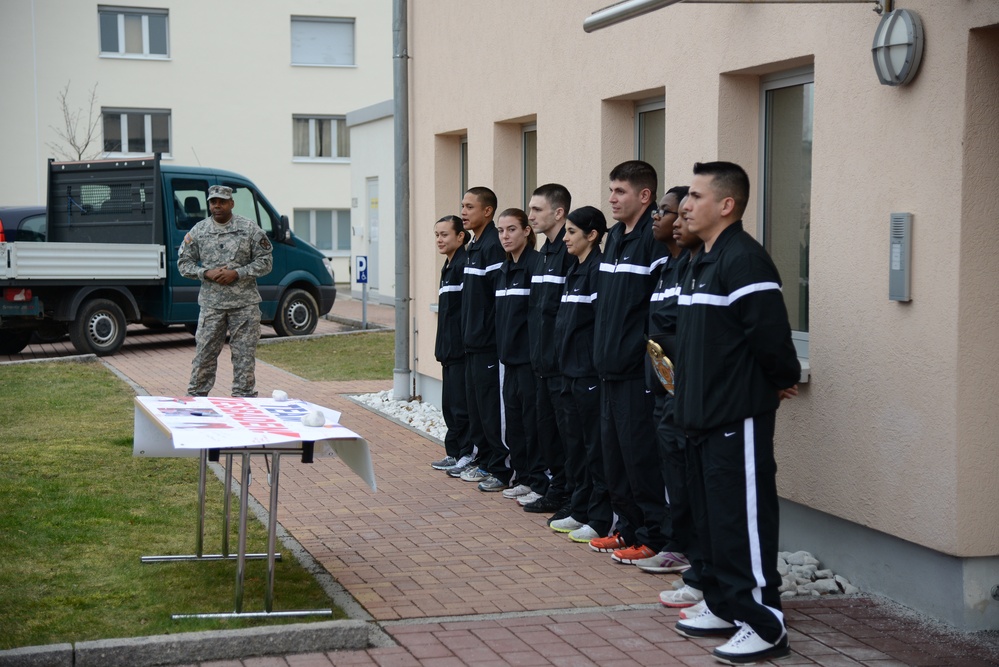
[{"xmin": 178, "ymin": 185, "xmax": 273, "ymax": 397}]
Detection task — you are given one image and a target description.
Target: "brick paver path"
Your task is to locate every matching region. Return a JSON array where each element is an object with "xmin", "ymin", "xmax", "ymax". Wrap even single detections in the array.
[{"xmin": 5, "ymin": 297, "xmax": 998, "ymax": 666}]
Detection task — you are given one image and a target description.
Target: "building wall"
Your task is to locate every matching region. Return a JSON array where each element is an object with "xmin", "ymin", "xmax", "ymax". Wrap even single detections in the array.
[
  {"xmin": 347, "ymin": 102, "xmax": 395, "ymax": 303},
  {"xmin": 408, "ymin": 0, "xmax": 999, "ymax": 628},
  {"xmin": 0, "ymin": 0, "xmax": 392, "ymax": 279}
]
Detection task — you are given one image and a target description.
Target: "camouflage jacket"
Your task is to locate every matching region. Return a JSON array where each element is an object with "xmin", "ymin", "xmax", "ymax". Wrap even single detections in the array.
[{"xmin": 177, "ymin": 214, "xmax": 273, "ymax": 309}]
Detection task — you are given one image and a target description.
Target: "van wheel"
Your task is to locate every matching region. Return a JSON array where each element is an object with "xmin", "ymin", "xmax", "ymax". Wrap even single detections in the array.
[
  {"xmin": 70, "ymin": 299, "xmax": 127, "ymax": 356},
  {"xmin": 273, "ymin": 288, "xmax": 319, "ymax": 337},
  {"xmin": 0, "ymin": 331, "xmax": 33, "ymax": 355}
]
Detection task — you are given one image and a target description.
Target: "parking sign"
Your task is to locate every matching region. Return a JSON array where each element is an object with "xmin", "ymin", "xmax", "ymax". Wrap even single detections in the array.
[{"xmin": 356, "ymin": 255, "xmax": 368, "ymax": 284}]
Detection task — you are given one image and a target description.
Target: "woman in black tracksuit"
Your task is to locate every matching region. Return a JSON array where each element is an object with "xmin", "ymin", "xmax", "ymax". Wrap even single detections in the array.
[
  {"xmin": 553, "ymin": 206, "xmax": 613, "ymax": 541},
  {"xmin": 490, "ymin": 208, "xmax": 548, "ymax": 496},
  {"xmin": 432, "ymin": 215, "xmax": 473, "ymax": 470}
]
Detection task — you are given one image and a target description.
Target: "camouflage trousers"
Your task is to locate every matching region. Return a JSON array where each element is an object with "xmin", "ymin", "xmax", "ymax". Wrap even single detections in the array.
[{"xmin": 187, "ymin": 303, "xmax": 261, "ymax": 397}]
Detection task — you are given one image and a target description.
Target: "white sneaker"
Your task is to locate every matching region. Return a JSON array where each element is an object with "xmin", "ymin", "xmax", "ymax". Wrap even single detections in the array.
[
  {"xmin": 635, "ymin": 551, "xmax": 690, "ymax": 574},
  {"xmin": 660, "ymin": 584, "xmax": 704, "ymax": 608},
  {"xmin": 446, "ymin": 454, "xmax": 474, "ymax": 471},
  {"xmin": 568, "ymin": 525, "xmax": 599, "ymax": 543},
  {"xmin": 679, "ymin": 600, "xmax": 706, "ymax": 620},
  {"xmin": 674, "ymin": 606, "xmax": 736, "ymax": 639},
  {"xmin": 502, "ymin": 484, "xmax": 532, "ymax": 499},
  {"xmin": 713, "ymin": 625, "xmax": 790, "ymax": 664},
  {"xmin": 549, "ymin": 516, "xmax": 584, "ymax": 533},
  {"xmin": 517, "ymin": 491, "xmax": 543, "ymax": 506}
]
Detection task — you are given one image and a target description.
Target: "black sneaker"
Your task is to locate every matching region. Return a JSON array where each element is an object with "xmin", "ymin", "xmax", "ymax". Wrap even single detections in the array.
[
  {"xmin": 524, "ymin": 495, "xmax": 563, "ymax": 513},
  {"xmin": 546, "ymin": 502, "xmax": 573, "ymax": 526},
  {"xmin": 431, "ymin": 456, "xmax": 457, "ymax": 470}
]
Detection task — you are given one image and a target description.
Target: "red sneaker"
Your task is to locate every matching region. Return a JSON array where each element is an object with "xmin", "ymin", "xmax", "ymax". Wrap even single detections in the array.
[
  {"xmin": 589, "ymin": 532, "xmax": 628, "ymax": 553},
  {"xmin": 611, "ymin": 544, "xmax": 656, "ymax": 564}
]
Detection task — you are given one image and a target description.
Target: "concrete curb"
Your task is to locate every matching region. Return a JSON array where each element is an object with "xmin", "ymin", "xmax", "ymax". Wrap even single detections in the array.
[
  {"xmin": 0, "ymin": 621, "xmax": 370, "ymax": 667},
  {"xmin": 74, "ymin": 620, "xmax": 369, "ymax": 667},
  {"xmin": 0, "ymin": 643, "xmax": 73, "ymax": 667}
]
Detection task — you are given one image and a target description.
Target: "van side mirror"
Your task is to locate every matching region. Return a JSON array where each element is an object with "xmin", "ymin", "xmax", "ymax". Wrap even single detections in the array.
[{"xmin": 276, "ymin": 214, "xmax": 292, "ymax": 243}]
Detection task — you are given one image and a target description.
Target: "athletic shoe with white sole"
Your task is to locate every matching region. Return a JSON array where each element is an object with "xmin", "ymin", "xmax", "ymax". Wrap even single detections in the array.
[
  {"xmin": 517, "ymin": 491, "xmax": 543, "ymax": 506},
  {"xmin": 635, "ymin": 550, "xmax": 690, "ymax": 574},
  {"xmin": 660, "ymin": 584, "xmax": 704, "ymax": 608},
  {"xmin": 477, "ymin": 475, "xmax": 507, "ymax": 492},
  {"xmin": 568, "ymin": 525, "xmax": 599, "ymax": 543},
  {"xmin": 712, "ymin": 625, "xmax": 790, "ymax": 665},
  {"xmin": 674, "ymin": 606, "xmax": 737, "ymax": 639},
  {"xmin": 459, "ymin": 467, "xmax": 490, "ymax": 482},
  {"xmin": 502, "ymin": 484, "xmax": 532, "ymax": 499},
  {"xmin": 430, "ymin": 456, "xmax": 457, "ymax": 470},
  {"xmin": 549, "ymin": 516, "xmax": 585, "ymax": 533},
  {"xmin": 611, "ymin": 544, "xmax": 656, "ymax": 564},
  {"xmin": 446, "ymin": 457, "xmax": 478, "ymax": 477}
]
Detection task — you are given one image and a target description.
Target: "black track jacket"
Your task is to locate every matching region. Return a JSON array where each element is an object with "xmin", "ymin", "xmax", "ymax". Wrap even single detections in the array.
[
  {"xmin": 593, "ymin": 206, "xmax": 669, "ymax": 380},
  {"xmin": 674, "ymin": 221, "xmax": 800, "ymax": 432},
  {"xmin": 555, "ymin": 249, "xmax": 602, "ymax": 378},
  {"xmin": 461, "ymin": 223, "xmax": 505, "ymax": 353},
  {"xmin": 495, "ymin": 247, "xmax": 537, "ymax": 366},
  {"xmin": 529, "ymin": 227, "xmax": 573, "ymax": 377},
  {"xmin": 434, "ymin": 245, "xmax": 467, "ymax": 366}
]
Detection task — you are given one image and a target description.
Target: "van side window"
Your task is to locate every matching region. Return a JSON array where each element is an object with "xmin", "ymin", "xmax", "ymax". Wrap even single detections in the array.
[
  {"xmin": 225, "ymin": 184, "xmax": 275, "ymax": 235},
  {"xmin": 171, "ymin": 179, "xmax": 209, "ymax": 230}
]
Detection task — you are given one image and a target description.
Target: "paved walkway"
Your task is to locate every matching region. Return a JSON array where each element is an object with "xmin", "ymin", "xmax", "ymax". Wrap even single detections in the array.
[{"xmin": 7, "ymin": 294, "xmax": 999, "ymax": 666}]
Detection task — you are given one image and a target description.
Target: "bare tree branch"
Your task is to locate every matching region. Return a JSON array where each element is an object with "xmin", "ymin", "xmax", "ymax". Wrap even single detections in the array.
[{"xmin": 46, "ymin": 81, "xmax": 104, "ymax": 161}]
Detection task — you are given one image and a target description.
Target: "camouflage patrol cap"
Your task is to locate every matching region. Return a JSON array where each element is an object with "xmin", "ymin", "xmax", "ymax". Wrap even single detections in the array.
[{"xmin": 207, "ymin": 185, "xmax": 233, "ymax": 200}]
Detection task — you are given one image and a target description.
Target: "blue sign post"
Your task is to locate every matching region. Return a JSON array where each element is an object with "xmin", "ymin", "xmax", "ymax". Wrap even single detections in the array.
[{"xmin": 356, "ymin": 255, "xmax": 368, "ymax": 329}]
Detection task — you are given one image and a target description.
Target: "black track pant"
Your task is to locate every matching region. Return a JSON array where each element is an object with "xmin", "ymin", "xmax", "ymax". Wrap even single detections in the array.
[
  {"xmin": 599, "ymin": 378, "xmax": 668, "ymax": 551},
  {"xmin": 687, "ymin": 411, "xmax": 785, "ymax": 643},
  {"xmin": 441, "ymin": 360, "xmax": 473, "ymax": 460},
  {"xmin": 465, "ymin": 350, "xmax": 510, "ymax": 482}
]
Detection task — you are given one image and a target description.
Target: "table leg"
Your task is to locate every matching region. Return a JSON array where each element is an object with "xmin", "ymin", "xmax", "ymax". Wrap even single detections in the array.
[
  {"xmin": 223, "ymin": 454, "xmax": 233, "ymax": 557},
  {"xmin": 235, "ymin": 452, "xmax": 251, "ymax": 614},
  {"xmin": 265, "ymin": 453, "xmax": 281, "ymax": 612}
]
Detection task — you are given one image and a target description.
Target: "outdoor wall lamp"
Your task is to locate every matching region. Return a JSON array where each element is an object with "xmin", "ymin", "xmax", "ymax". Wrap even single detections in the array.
[{"xmin": 871, "ymin": 8, "xmax": 924, "ymax": 86}]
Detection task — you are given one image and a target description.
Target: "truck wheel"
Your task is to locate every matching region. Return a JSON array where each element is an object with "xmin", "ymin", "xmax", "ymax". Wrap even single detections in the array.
[
  {"xmin": 273, "ymin": 288, "xmax": 319, "ymax": 337},
  {"xmin": 0, "ymin": 331, "xmax": 33, "ymax": 355},
  {"xmin": 70, "ymin": 299, "xmax": 127, "ymax": 356}
]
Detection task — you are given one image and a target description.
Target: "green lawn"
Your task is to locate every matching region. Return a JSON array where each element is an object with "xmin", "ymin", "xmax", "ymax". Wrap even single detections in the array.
[
  {"xmin": 257, "ymin": 330, "xmax": 394, "ymax": 381},
  {"xmin": 0, "ymin": 361, "xmax": 344, "ymax": 650}
]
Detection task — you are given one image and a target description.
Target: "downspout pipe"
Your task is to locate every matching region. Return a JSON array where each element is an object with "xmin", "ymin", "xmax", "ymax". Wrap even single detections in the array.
[{"xmin": 392, "ymin": 0, "xmax": 412, "ymax": 401}]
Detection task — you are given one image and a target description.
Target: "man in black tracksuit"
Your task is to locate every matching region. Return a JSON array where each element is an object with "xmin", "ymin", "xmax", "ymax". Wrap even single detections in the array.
[
  {"xmin": 525, "ymin": 184, "xmax": 576, "ymax": 516},
  {"xmin": 460, "ymin": 187, "xmax": 511, "ymax": 485},
  {"xmin": 590, "ymin": 160, "xmax": 670, "ymax": 564},
  {"xmin": 673, "ymin": 162, "xmax": 799, "ymax": 665}
]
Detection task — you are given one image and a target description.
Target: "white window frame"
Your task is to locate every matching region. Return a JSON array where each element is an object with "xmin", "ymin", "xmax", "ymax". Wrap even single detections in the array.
[
  {"xmin": 522, "ymin": 123, "xmax": 537, "ymax": 209},
  {"xmin": 292, "ymin": 116, "xmax": 350, "ymax": 162},
  {"xmin": 459, "ymin": 135, "xmax": 468, "ymax": 199},
  {"xmin": 102, "ymin": 108, "xmax": 172, "ymax": 157},
  {"xmin": 98, "ymin": 6, "xmax": 169, "ymax": 59},
  {"xmin": 635, "ymin": 98, "xmax": 665, "ymax": 182},
  {"xmin": 758, "ymin": 66, "xmax": 814, "ymax": 379},
  {"xmin": 293, "ymin": 208, "xmax": 351, "ymax": 257},
  {"xmin": 290, "ymin": 16, "xmax": 356, "ymax": 67}
]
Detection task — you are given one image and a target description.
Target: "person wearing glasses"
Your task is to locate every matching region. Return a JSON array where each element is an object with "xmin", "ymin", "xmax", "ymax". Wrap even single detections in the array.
[{"xmin": 633, "ymin": 186, "xmax": 695, "ymax": 577}]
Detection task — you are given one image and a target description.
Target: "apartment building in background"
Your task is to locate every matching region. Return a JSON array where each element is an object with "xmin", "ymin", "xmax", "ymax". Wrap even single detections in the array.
[
  {"xmin": 0, "ymin": 0, "xmax": 392, "ymax": 285},
  {"xmin": 406, "ymin": 0, "xmax": 999, "ymax": 632}
]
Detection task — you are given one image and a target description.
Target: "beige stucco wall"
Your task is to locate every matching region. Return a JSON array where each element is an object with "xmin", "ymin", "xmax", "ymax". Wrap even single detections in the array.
[
  {"xmin": 409, "ymin": 1, "xmax": 999, "ymax": 557},
  {"xmin": 0, "ymin": 0, "xmax": 391, "ymax": 232}
]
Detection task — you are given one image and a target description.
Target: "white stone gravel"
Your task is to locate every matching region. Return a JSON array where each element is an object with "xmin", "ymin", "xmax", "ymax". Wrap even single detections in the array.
[
  {"xmin": 352, "ymin": 390, "xmax": 859, "ymax": 597},
  {"xmin": 351, "ymin": 390, "xmax": 448, "ymax": 441}
]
